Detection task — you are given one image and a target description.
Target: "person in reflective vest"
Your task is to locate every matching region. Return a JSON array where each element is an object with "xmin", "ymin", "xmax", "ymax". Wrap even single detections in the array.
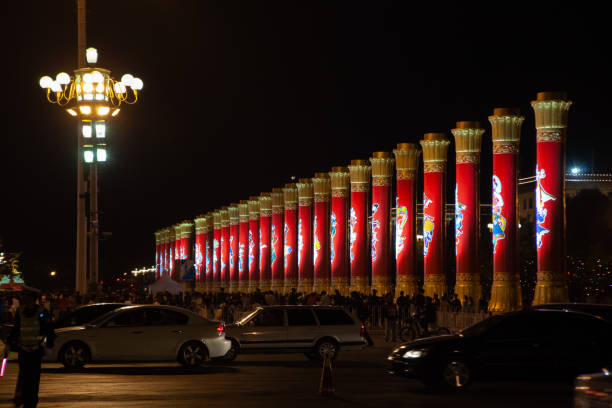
[{"xmin": 9, "ymin": 288, "xmax": 55, "ymax": 408}]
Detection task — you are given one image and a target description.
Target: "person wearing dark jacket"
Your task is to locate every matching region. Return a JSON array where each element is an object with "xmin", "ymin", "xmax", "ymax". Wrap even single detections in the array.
[{"xmin": 9, "ymin": 288, "xmax": 56, "ymax": 408}]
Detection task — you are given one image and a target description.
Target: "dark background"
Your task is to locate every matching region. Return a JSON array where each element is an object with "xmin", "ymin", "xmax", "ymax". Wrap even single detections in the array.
[{"xmin": 1, "ymin": 1, "xmax": 611, "ymax": 288}]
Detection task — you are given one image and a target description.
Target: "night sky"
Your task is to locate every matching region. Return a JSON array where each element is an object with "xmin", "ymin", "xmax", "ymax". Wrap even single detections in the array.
[{"xmin": 2, "ymin": 1, "xmax": 611, "ymax": 287}]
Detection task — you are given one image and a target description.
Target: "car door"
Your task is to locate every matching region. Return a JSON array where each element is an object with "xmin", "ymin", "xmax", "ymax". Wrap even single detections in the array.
[
  {"xmin": 144, "ymin": 308, "xmax": 190, "ymax": 360},
  {"xmin": 475, "ymin": 314, "xmax": 549, "ymax": 377},
  {"xmin": 93, "ymin": 309, "xmax": 148, "ymax": 361},
  {"xmin": 239, "ymin": 308, "xmax": 287, "ymax": 350},
  {"xmin": 286, "ymin": 308, "xmax": 318, "ymax": 349}
]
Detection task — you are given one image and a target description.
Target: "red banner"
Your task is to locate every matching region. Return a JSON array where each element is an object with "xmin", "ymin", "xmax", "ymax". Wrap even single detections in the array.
[
  {"xmin": 298, "ymin": 204, "xmax": 313, "ymax": 289},
  {"xmin": 271, "ymin": 212, "xmax": 284, "ymax": 285},
  {"xmin": 492, "ymin": 152, "xmax": 518, "ymax": 278},
  {"xmin": 230, "ymin": 224, "xmax": 239, "ymax": 286},
  {"xmin": 396, "ymin": 178, "xmax": 416, "ymax": 288},
  {"xmin": 371, "ymin": 185, "xmax": 390, "ymax": 289},
  {"xmin": 206, "ymin": 230, "xmax": 213, "ymax": 286},
  {"xmin": 284, "ymin": 209, "xmax": 298, "ymax": 288},
  {"xmin": 260, "ymin": 215, "xmax": 272, "ymax": 287},
  {"xmin": 331, "ymin": 195, "xmax": 348, "ymax": 288},
  {"xmin": 423, "ymin": 172, "xmax": 445, "ymax": 279},
  {"xmin": 221, "ymin": 225, "xmax": 230, "ymax": 287},
  {"xmin": 239, "ymin": 220, "xmax": 249, "ymax": 288},
  {"xmin": 213, "ymin": 227, "xmax": 221, "ymax": 287},
  {"xmin": 455, "ymin": 163, "xmax": 479, "ymax": 275},
  {"xmin": 194, "ymin": 233, "xmax": 203, "ymax": 281},
  {"xmin": 249, "ymin": 218, "xmax": 260, "ymax": 288},
  {"xmin": 155, "ymin": 243, "xmax": 160, "ymax": 279},
  {"xmin": 314, "ymin": 201, "xmax": 330, "ymax": 290},
  {"xmin": 169, "ymin": 240, "xmax": 176, "ymax": 278},
  {"xmin": 350, "ymin": 191, "xmax": 368, "ymax": 286}
]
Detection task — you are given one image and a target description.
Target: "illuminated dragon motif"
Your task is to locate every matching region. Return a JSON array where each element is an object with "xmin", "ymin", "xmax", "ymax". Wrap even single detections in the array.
[
  {"xmin": 423, "ymin": 193, "xmax": 434, "ymax": 257},
  {"xmin": 248, "ymin": 230, "xmax": 255, "ymax": 271},
  {"xmin": 284, "ymin": 223, "xmax": 292, "ymax": 268},
  {"xmin": 313, "ymin": 215, "xmax": 321, "ymax": 265},
  {"xmin": 330, "ymin": 211, "xmax": 337, "ymax": 264},
  {"xmin": 349, "ymin": 207, "xmax": 357, "ymax": 264},
  {"xmin": 213, "ymin": 238, "xmax": 219, "ymax": 273},
  {"xmin": 371, "ymin": 203, "xmax": 380, "ymax": 262},
  {"xmin": 395, "ymin": 196, "xmax": 407, "ymax": 257},
  {"xmin": 271, "ymin": 224, "xmax": 278, "ymax": 265},
  {"xmin": 535, "ymin": 165, "xmax": 556, "ymax": 249},
  {"xmin": 455, "ymin": 184, "xmax": 466, "ymax": 254},
  {"xmin": 491, "ymin": 175, "xmax": 506, "ymax": 253}
]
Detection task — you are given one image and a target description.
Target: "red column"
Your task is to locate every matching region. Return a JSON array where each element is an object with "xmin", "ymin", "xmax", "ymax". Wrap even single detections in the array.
[
  {"xmin": 259, "ymin": 194, "xmax": 272, "ymax": 291},
  {"xmin": 238, "ymin": 201, "xmax": 250, "ymax": 292},
  {"xmin": 348, "ymin": 160, "xmax": 371, "ymax": 294},
  {"xmin": 329, "ymin": 167, "xmax": 350, "ymax": 295},
  {"xmin": 489, "ymin": 108, "xmax": 524, "ymax": 312},
  {"xmin": 370, "ymin": 152, "xmax": 394, "ymax": 296},
  {"xmin": 420, "ymin": 133, "xmax": 450, "ymax": 298},
  {"xmin": 206, "ymin": 215, "xmax": 213, "ymax": 292},
  {"xmin": 194, "ymin": 216, "xmax": 206, "ymax": 289},
  {"xmin": 169, "ymin": 228, "xmax": 176, "ymax": 278},
  {"xmin": 180, "ymin": 221, "xmax": 193, "ymax": 261},
  {"xmin": 228, "ymin": 205, "xmax": 240, "ymax": 293},
  {"xmin": 297, "ymin": 179, "xmax": 314, "ymax": 293},
  {"xmin": 532, "ymin": 92, "xmax": 572, "ymax": 304},
  {"xmin": 271, "ymin": 188, "xmax": 285, "ymax": 293},
  {"xmin": 452, "ymin": 122, "xmax": 483, "ymax": 305},
  {"xmin": 220, "ymin": 209, "xmax": 230, "ymax": 291},
  {"xmin": 155, "ymin": 230, "xmax": 162, "ymax": 279},
  {"xmin": 393, "ymin": 143, "xmax": 420, "ymax": 297},
  {"xmin": 212, "ymin": 211, "xmax": 222, "ymax": 292},
  {"xmin": 161, "ymin": 229, "xmax": 169, "ymax": 277},
  {"xmin": 283, "ymin": 184, "xmax": 299, "ymax": 292},
  {"xmin": 313, "ymin": 173, "xmax": 331, "ymax": 293},
  {"xmin": 174, "ymin": 224, "xmax": 182, "ymax": 262},
  {"xmin": 248, "ymin": 197, "xmax": 260, "ymax": 293}
]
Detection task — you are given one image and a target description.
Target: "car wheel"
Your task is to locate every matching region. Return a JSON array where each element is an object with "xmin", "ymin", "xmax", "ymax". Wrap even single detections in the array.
[
  {"xmin": 399, "ymin": 326, "xmax": 416, "ymax": 342},
  {"xmin": 440, "ymin": 359, "xmax": 471, "ymax": 390},
  {"xmin": 178, "ymin": 341, "xmax": 208, "ymax": 367},
  {"xmin": 222, "ymin": 340, "xmax": 238, "ymax": 362},
  {"xmin": 316, "ymin": 339, "xmax": 338, "ymax": 360},
  {"xmin": 60, "ymin": 341, "xmax": 90, "ymax": 369}
]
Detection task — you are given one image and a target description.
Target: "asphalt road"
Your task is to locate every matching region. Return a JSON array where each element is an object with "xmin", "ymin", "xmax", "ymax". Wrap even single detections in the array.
[{"xmin": 0, "ymin": 335, "xmax": 574, "ymax": 408}]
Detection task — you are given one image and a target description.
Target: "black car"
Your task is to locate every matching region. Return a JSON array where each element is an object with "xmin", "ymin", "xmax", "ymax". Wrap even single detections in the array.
[
  {"xmin": 387, "ymin": 309, "xmax": 612, "ymax": 390},
  {"xmin": 533, "ymin": 303, "xmax": 612, "ymax": 323},
  {"xmin": 54, "ymin": 303, "xmax": 126, "ymax": 329}
]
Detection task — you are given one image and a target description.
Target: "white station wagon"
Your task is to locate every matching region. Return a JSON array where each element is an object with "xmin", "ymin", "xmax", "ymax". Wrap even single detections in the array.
[
  {"xmin": 224, "ymin": 305, "xmax": 367, "ymax": 361},
  {"xmin": 48, "ymin": 305, "xmax": 231, "ymax": 368}
]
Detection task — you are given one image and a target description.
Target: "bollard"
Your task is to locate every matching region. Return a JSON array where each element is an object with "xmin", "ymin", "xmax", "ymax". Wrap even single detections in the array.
[{"xmin": 319, "ymin": 352, "xmax": 335, "ymax": 397}]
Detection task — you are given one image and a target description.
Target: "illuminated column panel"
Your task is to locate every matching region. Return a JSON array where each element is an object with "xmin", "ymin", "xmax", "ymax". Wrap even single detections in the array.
[
  {"xmin": 420, "ymin": 133, "xmax": 450, "ymax": 298},
  {"xmin": 271, "ymin": 188, "xmax": 285, "ymax": 293},
  {"xmin": 259, "ymin": 193, "xmax": 272, "ymax": 291},
  {"xmin": 174, "ymin": 224, "xmax": 182, "ymax": 264},
  {"xmin": 531, "ymin": 92, "xmax": 572, "ymax": 305},
  {"xmin": 393, "ymin": 143, "xmax": 420, "ymax": 297},
  {"xmin": 370, "ymin": 152, "xmax": 395, "ymax": 296},
  {"xmin": 180, "ymin": 221, "xmax": 193, "ymax": 260},
  {"xmin": 329, "ymin": 166, "xmax": 350, "ymax": 296},
  {"xmin": 228, "ymin": 204, "xmax": 240, "ymax": 293},
  {"xmin": 283, "ymin": 183, "xmax": 299, "ymax": 293},
  {"xmin": 204, "ymin": 214, "xmax": 213, "ymax": 292},
  {"xmin": 488, "ymin": 108, "xmax": 524, "ymax": 312},
  {"xmin": 168, "ymin": 227, "xmax": 176, "ymax": 278},
  {"xmin": 212, "ymin": 211, "xmax": 222, "ymax": 292},
  {"xmin": 451, "ymin": 122, "xmax": 483, "ymax": 306},
  {"xmin": 194, "ymin": 215, "xmax": 207, "ymax": 290},
  {"xmin": 296, "ymin": 178, "xmax": 314, "ymax": 293},
  {"xmin": 313, "ymin": 173, "xmax": 331, "ymax": 294},
  {"xmin": 248, "ymin": 197, "xmax": 261, "ymax": 293},
  {"xmin": 160, "ymin": 229, "xmax": 169, "ymax": 277},
  {"xmin": 154, "ymin": 230, "xmax": 162, "ymax": 279},
  {"xmin": 220, "ymin": 209, "xmax": 230, "ymax": 290},
  {"xmin": 348, "ymin": 160, "xmax": 371, "ymax": 295},
  {"xmin": 238, "ymin": 201, "xmax": 250, "ymax": 292}
]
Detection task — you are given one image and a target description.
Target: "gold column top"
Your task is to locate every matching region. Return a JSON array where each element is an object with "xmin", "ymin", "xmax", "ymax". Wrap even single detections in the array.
[
  {"xmin": 194, "ymin": 215, "xmax": 208, "ymax": 234},
  {"xmin": 271, "ymin": 188, "xmax": 284, "ymax": 208},
  {"xmin": 155, "ymin": 230, "xmax": 162, "ymax": 244},
  {"xmin": 283, "ymin": 183, "xmax": 298, "ymax": 209},
  {"xmin": 259, "ymin": 193, "xmax": 272, "ymax": 216},
  {"xmin": 248, "ymin": 198, "xmax": 260, "ymax": 219},
  {"xmin": 180, "ymin": 221, "xmax": 194, "ymax": 238},
  {"xmin": 205, "ymin": 213, "xmax": 214, "ymax": 231},
  {"xmin": 219, "ymin": 208, "xmax": 229, "ymax": 227},
  {"xmin": 451, "ymin": 122, "xmax": 484, "ymax": 159},
  {"xmin": 329, "ymin": 166, "xmax": 349, "ymax": 191},
  {"xmin": 239, "ymin": 201, "xmax": 249, "ymax": 222},
  {"xmin": 228, "ymin": 205, "xmax": 240, "ymax": 225},
  {"xmin": 213, "ymin": 211, "xmax": 222, "ymax": 229},
  {"xmin": 370, "ymin": 151, "xmax": 395, "ymax": 178},
  {"xmin": 531, "ymin": 91, "xmax": 572, "ymax": 130},
  {"xmin": 168, "ymin": 227, "xmax": 175, "ymax": 240},
  {"xmin": 173, "ymin": 224, "xmax": 182, "ymax": 237},
  {"xmin": 348, "ymin": 159, "xmax": 371, "ymax": 190},
  {"xmin": 313, "ymin": 173, "xmax": 331, "ymax": 202},
  {"xmin": 489, "ymin": 107, "xmax": 524, "ymax": 145},
  {"xmin": 296, "ymin": 178, "xmax": 314, "ymax": 198},
  {"xmin": 420, "ymin": 133, "xmax": 450, "ymax": 163},
  {"xmin": 393, "ymin": 143, "xmax": 421, "ymax": 171}
]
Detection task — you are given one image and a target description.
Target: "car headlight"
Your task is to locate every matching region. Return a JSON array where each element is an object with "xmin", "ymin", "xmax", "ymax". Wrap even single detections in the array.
[{"xmin": 402, "ymin": 348, "xmax": 429, "ymax": 359}]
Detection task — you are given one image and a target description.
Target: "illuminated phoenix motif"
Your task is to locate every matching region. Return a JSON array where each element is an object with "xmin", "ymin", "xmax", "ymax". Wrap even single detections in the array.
[
  {"xmin": 395, "ymin": 196, "xmax": 408, "ymax": 257},
  {"xmin": 371, "ymin": 203, "xmax": 380, "ymax": 262},
  {"xmin": 229, "ymin": 236, "xmax": 234, "ymax": 271},
  {"xmin": 349, "ymin": 207, "xmax": 357, "ymax": 264},
  {"xmin": 220, "ymin": 236, "xmax": 226, "ymax": 272},
  {"xmin": 455, "ymin": 184, "xmax": 466, "ymax": 254},
  {"xmin": 330, "ymin": 211, "xmax": 337, "ymax": 264},
  {"xmin": 271, "ymin": 224, "xmax": 278, "ymax": 266},
  {"xmin": 284, "ymin": 223, "xmax": 292, "ymax": 269},
  {"xmin": 313, "ymin": 215, "xmax": 321, "ymax": 265},
  {"xmin": 297, "ymin": 218, "xmax": 303, "ymax": 266},
  {"xmin": 195, "ymin": 242, "xmax": 203, "ymax": 278},
  {"xmin": 205, "ymin": 240, "xmax": 211, "ymax": 276},
  {"xmin": 259, "ymin": 228, "xmax": 267, "ymax": 271},
  {"xmin": 248, "ymin": 230, "xmax": 255, "ymax": 270},
  {"xmin": 423, "ymin": 193, "xmax": 434, "ymax": 257},
  {"xmin": 535, "ymin": 165, "xmax": 556, "ymax": 249},
  {"xmin": 238, "ymin": 242, "xmax": 245, "ymax": 273},
  {"xmin": 213, "ymin": 239, "xmax": 219, "ymax": 273},
  {"xmin": 491, "ymin": 175, "xmax": 506, "ymax": 253}
]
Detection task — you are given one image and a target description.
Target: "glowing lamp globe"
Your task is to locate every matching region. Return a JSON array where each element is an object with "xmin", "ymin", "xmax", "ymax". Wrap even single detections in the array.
[
  {"xmin": 86, "ymin": 47, "xmax": 98, "ymax": 64},
  {"xmin": 39, "ymin": 76, "xmax": 53, "ymax": 89},
  {"xmin": 121, "ymin": 74, "xmax": 134, "ymax": 87},
  {"xmin": 131, "ymin": 77, "xmax": 143, "ymax": 90}
]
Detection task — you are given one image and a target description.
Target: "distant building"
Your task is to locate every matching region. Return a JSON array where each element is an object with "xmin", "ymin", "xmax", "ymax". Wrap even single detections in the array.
[{"xmin": 518, "ymin": 173, "xmax": 612, "ymax": 222}]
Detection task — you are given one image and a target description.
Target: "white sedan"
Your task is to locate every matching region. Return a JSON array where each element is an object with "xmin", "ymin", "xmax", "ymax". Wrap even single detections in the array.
[{"xmin": 48, "ymin": 305, "xmax": 231, "ymax": 368}]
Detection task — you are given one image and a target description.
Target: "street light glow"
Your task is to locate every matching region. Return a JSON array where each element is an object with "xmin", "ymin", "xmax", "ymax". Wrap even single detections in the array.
[
  {"xmin": 86, "ymin": 47, "xmax": 98, "ymax": 64},
  {"xmin": 79, "ymin": 105, "xmax": 91, "ymax": 115},
  {"xmin": 571, "ymin": 167, "xmax": 580, "ymax": 174},
  {"xmin": 39, "ymin": 76, "xmax": 53, "ymax": 88},
  {"xmin": 56, "ymin": 72, "xmax": 71, "ymax": 85}
]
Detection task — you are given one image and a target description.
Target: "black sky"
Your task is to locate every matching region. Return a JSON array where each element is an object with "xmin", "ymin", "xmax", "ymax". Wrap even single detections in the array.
[{"xmin": 1, "ymin": 1, "xmax": 611, "ymax": 287}]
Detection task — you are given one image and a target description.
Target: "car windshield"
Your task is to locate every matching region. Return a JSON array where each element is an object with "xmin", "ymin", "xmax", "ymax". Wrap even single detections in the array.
[
  {"xmin": 87, "ymin": 307, "xmax": 129, "ymax": 327},
  {"xmin": 236, "ymin": 309, "xmax": 260, "ymax": 325},
  {"xmin": 460, "ymin": 314, "xmax": 504, "ymax": 337}
]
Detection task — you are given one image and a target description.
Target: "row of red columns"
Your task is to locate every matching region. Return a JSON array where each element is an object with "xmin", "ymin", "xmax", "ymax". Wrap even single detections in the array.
[{"xmin": 155, "ymin": 92, "xmax": 572, "ymax": 309}]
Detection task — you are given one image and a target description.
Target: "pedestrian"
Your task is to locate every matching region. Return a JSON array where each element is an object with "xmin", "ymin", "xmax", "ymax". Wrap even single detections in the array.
[
  {"xmin": 9, "ymin": 288, "xmax": 56, "ymax": 408},
  {"xmin": 383, "ymin": 295, "xmax": 398, "ymax": 342}
]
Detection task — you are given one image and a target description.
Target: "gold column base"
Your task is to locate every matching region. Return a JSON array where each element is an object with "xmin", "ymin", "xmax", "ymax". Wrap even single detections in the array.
[
  {"xmin": 489, "ymin": 273, "xmax": 522, "ymax": 312},
  {"xmin": 349, "ymin": 276, "xmax": 370, "ymax": 295},
  {"xmin": 284, "ymin": 279, "xmax": 298, "ymax": 294},
  {"xmin": 532, "ymin": 271, "xmax": 568, "ymax": 305},
  {"xmin": 297, "ymin": 278, "xmax": 314, "ymax": 294},
  {"xmin": 238, "ymin": 282, "xmax": 248, "ymax": 293},
  {"xmin": 228, "ymin": 282, "xmax": 238, "ymax": 293},
  {"xmin": 424, "ymin": 274, "xmax": 446, "ymax": 298},
  {"xmin": 371, "ymin": 276, "xmax": 393, "ymax": 296},
  {"xmin": 259, "ymin": 280, "xmax": 272, "ymax": 292},
  {"xmin": 330, "ymin": 277, "xmax": 350, "ymax": 296},
  {"xmin": 270, "ymin": 280, "xmax": 284, "ymax": 294},
  {"xmin": 395, "ymin": 275, "xmax": 419, "ymax": 298},
  {"xmin": 454, "ymin": 274, "xmax": 481, "ymax": 307},
  {"xmin": 313, "ymin": 278, "xmax": 330, "ymax": 294}
]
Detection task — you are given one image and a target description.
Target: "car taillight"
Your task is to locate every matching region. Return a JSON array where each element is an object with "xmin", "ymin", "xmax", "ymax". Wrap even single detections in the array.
[
  {"xmin": 217, "ymin": 323, "xmax": 225, "ymax": 336},
  {"xmin": 360, "ymin": 324, "xmax": 365, "ymax": 338}
]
